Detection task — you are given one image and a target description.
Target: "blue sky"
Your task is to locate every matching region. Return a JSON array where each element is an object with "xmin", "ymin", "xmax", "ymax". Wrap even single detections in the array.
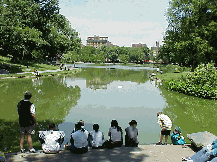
[{"xmin": 59, "ymin": 0, "xmax": 170, "ymax": 48}]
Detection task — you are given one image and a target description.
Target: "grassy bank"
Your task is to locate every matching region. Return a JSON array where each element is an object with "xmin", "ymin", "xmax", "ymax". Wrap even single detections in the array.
[{"xmin": 153, "ymin": 69, "xmax": 217, "ymax": 144}]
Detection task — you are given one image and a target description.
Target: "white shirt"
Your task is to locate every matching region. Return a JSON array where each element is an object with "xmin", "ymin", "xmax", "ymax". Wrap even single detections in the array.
[
  {"xmin": 39, "ymin": 131, "xmax": 65, "ymax": 153},
  {"xmin": 108, "ymin": 127, "xmax": 122, "ymax": 142},
  {"xmin": 157, "ymin": 114, "xmax": 172, "ymax": 130},
  {"xmin": 90, "ymin": 130, "xmax": 104, "ymax": 147},
  {"xmin": 71, "ymin": 130, "xmax": 89, "ymax": 148}
]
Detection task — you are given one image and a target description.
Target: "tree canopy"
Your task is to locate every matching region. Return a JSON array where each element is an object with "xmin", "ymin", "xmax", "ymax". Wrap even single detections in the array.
[
  {"xmin": 158, "ymin": 0, "xmax": 217, "ymax": 69},
  {"xmin": 0, "ymin": 0, "xmax": 81, "ymax": 62}
]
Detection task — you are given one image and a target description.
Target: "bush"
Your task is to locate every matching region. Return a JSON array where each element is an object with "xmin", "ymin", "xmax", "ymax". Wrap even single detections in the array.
[{"xmin": 166, "ymin": 63, "xmax": 217, "ymax": 99}]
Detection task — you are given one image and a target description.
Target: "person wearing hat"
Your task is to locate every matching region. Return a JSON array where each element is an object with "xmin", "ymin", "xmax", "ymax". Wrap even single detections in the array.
[
  {"xmin": 171, "ymin": 127, "xmax": 185, "ymax": 145},
  {"xmin": 17, "ymin": 91, "xmax": 38, "ymax": 153},
  {"xmin": 125, "ymin": 120, "xmax": 138, "ymax": 147},
  {"xmin": 89, "ymin": 124, "xmax": 105, "ymax": 148}
]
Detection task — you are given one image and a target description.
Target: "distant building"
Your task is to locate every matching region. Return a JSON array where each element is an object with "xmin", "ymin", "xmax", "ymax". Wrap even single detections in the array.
[
  {"xmin": 151, "ymin": 41, "xmax": 160, "ymax": 57},
  {"xmin": 86, "ymin": 35, "xmax": 115, "ymax": 48},
  {"xmin": 132, "ymin": 43, "xmax": 147, "ymax": 48}
]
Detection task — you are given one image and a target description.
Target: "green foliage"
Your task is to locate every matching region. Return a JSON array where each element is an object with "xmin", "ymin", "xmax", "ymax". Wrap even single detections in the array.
[
  {"xmin": 159, "ymin": 0, "xmax": 217, "ymax": 69},
  {"xmin": 0, "ymin": 0, "xmax": 81, "ymax": 61},
  {"xmin": 166, "ymin": 63, "xmax": 217, "ymax": 99}
]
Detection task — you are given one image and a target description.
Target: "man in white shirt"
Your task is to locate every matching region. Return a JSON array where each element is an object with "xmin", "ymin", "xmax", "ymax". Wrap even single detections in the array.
[
  {"xmin": 156, "ymin": 112, "xmax": 172, "ymax": 145},
  {"xmin": 38, "ymin": 123, "xmax": 65, "ymax": 153},
  {"xmin": 70, "ymin": 122, "xmax": 89, "ymax": 153}
]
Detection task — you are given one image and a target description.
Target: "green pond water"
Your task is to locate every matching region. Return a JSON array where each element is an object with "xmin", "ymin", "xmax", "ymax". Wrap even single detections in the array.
[{"xmin": 0, "ymin": 66, "xmax": 217, "ymax": 151}]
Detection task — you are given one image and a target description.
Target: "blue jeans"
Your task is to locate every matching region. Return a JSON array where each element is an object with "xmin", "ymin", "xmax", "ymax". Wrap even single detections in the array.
[{"xmin": 191, "ymin": 147, "xmax": 214, "ymax": 162}]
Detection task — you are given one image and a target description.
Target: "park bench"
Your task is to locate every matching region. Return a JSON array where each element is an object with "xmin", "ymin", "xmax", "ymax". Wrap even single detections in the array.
[{"xmin": 187, "ymin": 131, "xmax": 217, "ymax": 150}]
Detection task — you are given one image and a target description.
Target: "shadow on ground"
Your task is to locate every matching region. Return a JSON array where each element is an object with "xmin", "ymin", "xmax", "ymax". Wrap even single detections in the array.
[{"xmin": 6, "ymin": 147, "xmax": 149, "ymax": 162}]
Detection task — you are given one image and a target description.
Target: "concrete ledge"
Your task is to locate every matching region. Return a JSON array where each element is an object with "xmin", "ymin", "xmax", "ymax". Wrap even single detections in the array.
[{"xmin": 5, "ymin": 145, "xmax": 195, "ymax": 162}]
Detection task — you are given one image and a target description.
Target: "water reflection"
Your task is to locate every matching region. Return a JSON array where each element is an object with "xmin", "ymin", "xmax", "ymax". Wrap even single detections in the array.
[
  {"xmin": 0, "ymin": 77, "xmax": 81, "ymax": 151},
  {"xmin": 59, "ymin": 75, "xmax": 167, "ymax": 145}
]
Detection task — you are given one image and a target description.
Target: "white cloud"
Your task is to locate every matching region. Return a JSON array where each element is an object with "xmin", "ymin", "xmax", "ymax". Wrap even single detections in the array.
[{"xmin": 59, "ymin": 0, "xmax": 169, "ymax": 47}]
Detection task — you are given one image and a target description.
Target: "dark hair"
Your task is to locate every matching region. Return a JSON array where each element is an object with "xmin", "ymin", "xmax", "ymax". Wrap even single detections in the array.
[
  {"xmin": 129, "ymin": 120, "xmax": 137, "ymax": 126},
  {"xmin": 93, "ymin": 124, "xmax": 99, "ymax": 131},
  {"xmin": 49, "ymin": 123, "xmax": 55, "ymax": 129},
  {"xmin": 24, "ymin": 91, "xmax": 32, "ymax": 99},
  {"xmin": 111, "ymin": 120, "xmax": 118, "ymax": 127},
  {"xmin": 111, "ymin": 120, "xmax": 122, "ymax": 132}
]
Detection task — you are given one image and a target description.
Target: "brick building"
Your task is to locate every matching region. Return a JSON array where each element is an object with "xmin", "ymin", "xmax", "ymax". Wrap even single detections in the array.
[{"xmin": 86, "ymin": 35, "xmax": 115, "ymax": 48}]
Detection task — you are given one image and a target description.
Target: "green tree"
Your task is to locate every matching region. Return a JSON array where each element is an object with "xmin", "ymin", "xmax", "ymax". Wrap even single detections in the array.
[
  {"xmin": 0, "ymin": 0, "xmax": 81, "ymax": 62},
  {"xmin": 162, "ymin": 0, "xmax": 217, "ymax": 70}
]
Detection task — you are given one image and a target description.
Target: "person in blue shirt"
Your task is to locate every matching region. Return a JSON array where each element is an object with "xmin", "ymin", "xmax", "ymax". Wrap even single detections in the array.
[
  {"xmin": 171, "ymin": 127, "xmax": 185, "ymax": 145},
  {"xmin": 182, "ymin": 139, "xmax": 217, "ymax": 161}
]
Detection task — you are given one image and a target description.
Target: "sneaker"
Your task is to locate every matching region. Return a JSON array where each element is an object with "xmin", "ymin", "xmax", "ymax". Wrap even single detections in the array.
[
  {"xmin": 156, "ymin": 142, "xmax": 162, "ymax": 145},
  {"xmin": 20, "ymin": 148, "xmax": 25, "ymax": 153},
  {"xmin": 29, "ymin": 147, "xmax": 36, "ymax": 153},
  {"xmin": 163, "ymin": 143, "xmax": 167, "ymax": 145}
]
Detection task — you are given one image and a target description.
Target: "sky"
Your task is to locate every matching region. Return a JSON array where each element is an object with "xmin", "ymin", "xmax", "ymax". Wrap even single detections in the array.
[{"xmin": 59, "ymin": 0, "xmax": 170, "ymax": 48}]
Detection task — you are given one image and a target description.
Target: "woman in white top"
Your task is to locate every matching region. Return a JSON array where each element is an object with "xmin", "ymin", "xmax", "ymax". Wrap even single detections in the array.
[
  {"xmin": 108, "ymin": 120, "xmax": 123, "ymax": 147},
  {"xmin": 89, "ymin": 124, "xmax": 104, "ymax": 148}
]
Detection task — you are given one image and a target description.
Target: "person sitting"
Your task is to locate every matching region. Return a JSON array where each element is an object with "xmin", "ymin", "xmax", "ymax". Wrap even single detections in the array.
[
  {"xmin": 71, "ymin": 120, "xmax": 87, "ymax": 134},
  {"xmin": 171, "ymin": 127, "xmax": 185, "ymax": 145},
  {"xmin": 107, "ymin": 119, "xmax": 123, "ymax": 148},
  {"xmin": 182, "ymin": 139, "xmax": 217, "ymax": 161},
  {"xmin": 89, "ymin": 124, "xmax": 105, "ymax": 148},
  {"xmin": 70, "ymin": 122, "xmax": 89, "ymax": 153},
  {"xmin": 38, "ymin": 123, "xmax": 65, "ymax": 154},
  {"xmin": 125, "ymin": 120, "xmax": 138, "ymax": 147}
]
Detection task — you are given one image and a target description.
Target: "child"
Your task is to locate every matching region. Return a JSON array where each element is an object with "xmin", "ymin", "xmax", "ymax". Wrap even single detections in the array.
[{"xmin": 171, "ymin": 127, "xmax": 185, "ymax": 145}]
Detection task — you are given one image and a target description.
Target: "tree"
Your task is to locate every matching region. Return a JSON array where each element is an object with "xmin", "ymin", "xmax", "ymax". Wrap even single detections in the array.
[
  {"xmin": 0, "ymin": 0, "xmax": 81, "ymax": 62},
  {"xmin": 161, "ymin": 0, "xmax": 217, "ymax": 70}
]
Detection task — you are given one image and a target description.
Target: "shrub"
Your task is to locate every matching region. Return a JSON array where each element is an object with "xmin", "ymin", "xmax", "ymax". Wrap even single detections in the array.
[{"xmin": 166, "ymin": 63, "xmax": 217, "ymax": 99}]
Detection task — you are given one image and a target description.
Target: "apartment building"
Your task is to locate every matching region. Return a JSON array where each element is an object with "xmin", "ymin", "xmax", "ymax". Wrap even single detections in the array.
[
  {"xmin": 132, "ymin": 43, "xmax": 147, "ymax": 48},
  {"xmin": 86, "ymin": 35, "xmax": 115, "ymax": 48}
]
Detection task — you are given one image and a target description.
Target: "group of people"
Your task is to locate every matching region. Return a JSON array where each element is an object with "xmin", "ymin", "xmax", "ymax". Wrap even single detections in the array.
[
  {"xmin": 16, "ymin": 91, "xmax": 217, "ymax": 161},
  {"xmin": 16, "ymin": 91, "xmax": 139, "ymax": 154},
  {"xmin": 69, "ymin": 119, "xmax": 138, "ymax": 153}
]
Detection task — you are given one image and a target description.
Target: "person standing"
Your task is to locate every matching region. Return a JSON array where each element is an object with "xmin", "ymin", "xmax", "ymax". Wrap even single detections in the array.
[
  {"xmin": 125, "ymin": 120, "xmax": 139, "ymax": 147},
  {"xmin": 17, "ymin": 91, "xmax": 37, "ymax": 153},
  {"xmin": 156, "ymin": 112, "xmax": 172, "ymax": 145}
]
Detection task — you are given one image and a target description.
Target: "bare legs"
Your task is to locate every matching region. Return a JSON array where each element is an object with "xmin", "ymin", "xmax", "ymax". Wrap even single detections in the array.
[
  {"xmin": 20, "ymin": 134, "xmax": 25, "ymax": 149},
  {"xmin": 159, "ymin": 135, "xmax": 168, "ymax": 144},
  {"xmin": 20, "ymin": 134, "xmax": 33, "ymax": 150},
  {"xmin": 27, "ymin": 134, "xmax": 33, "ymax": 149}
]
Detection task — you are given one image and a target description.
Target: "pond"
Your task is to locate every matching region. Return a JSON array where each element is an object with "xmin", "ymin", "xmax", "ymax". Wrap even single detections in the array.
[{"xmin": 0, "ymin": 64, "xmax": 216, "ymax": 152}]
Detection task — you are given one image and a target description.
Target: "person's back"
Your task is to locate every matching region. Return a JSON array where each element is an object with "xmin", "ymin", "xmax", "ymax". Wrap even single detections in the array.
[
  {"xmin": 39, "ymin": 130, "xmax": 65, "ymax": 153},
  {"xmin": 89, "ymin": 124, "xmax": 104, "ymax": 148},
  {"xmin": 109, "ymin": 126, "xmax": 122, "ymax": 142},
  {"xmin": 125, "ymin": 120, "xmax": 138, "ymax": 147},
  {"xmin": 158, "ymin": 114, "xmax": 172, "ymax": 130},
  {"xmin": 38, "ymin": 123, "xmax": 65, "ymax": 153},
  {"xmin": 72, "ymin": 129, "xmax": 89, "ymax": 148}
]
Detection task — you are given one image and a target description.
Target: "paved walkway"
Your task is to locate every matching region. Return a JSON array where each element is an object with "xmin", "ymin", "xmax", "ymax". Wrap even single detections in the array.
[{"xmin": 5, "ymin": 145, "xmax": 195, "ymax": 162}]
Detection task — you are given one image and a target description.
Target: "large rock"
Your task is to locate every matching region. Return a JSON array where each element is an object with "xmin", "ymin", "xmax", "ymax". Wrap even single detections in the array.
[{"xmin": 187, "ymin": 131, "xmax": 217, "ymax": 148}]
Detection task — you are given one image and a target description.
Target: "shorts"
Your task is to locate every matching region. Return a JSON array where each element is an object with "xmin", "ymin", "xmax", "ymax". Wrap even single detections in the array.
[
  {"xmin": 20, "ymin": 125, "xmax": 35, "ymax": 135},
  {"xmin": 161, "ymin": 130, "xmax": 171, "ymax": 136}
]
